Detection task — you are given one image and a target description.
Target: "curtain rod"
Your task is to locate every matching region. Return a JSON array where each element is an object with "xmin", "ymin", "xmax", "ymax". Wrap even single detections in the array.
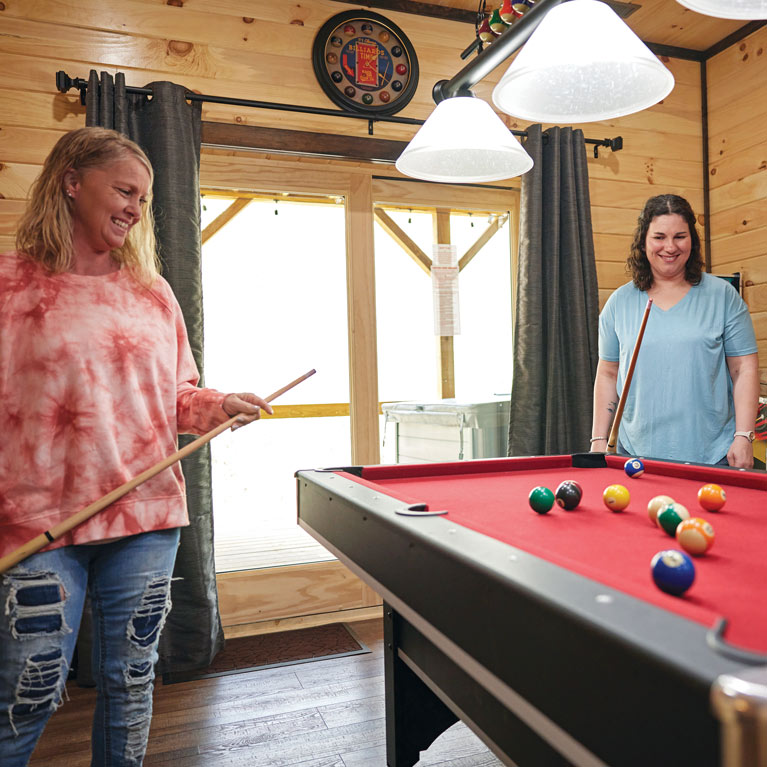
[{"xmin": 55, "ymin": 71, "xmax": 623, "ymax": 157}]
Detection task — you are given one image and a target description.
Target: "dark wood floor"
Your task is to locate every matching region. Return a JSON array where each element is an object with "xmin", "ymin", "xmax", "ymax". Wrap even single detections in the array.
[{"xmin": 29, "ymin": 619, "xmax": 502, "ymax": 766}]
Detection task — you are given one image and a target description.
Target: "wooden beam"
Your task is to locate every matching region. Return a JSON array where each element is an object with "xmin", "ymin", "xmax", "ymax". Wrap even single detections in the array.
[
  {"xmin": 433, "ymin": 208, "xmax": 455, "ymax": 400},
  {"xmin": 201, "ymin": 121, "xmax": 408, "ymax": 164},
  {"xmin": 458, "ymin": 214, "xmax": 507, "ymax": 272},
  {"xmin": 333, "ymin": 0, "xmax": 478, "ymax": 24},
  {"xmin": 201, "ymin": 198, "xmax": 251, "ymax": 244},
  {"xmin": 346, "ymin": 173, "xmax": 380, "ymax": 464},
  {"xmin": 373, "ymin": 206, "xmax": 432, "ymax": 276}
]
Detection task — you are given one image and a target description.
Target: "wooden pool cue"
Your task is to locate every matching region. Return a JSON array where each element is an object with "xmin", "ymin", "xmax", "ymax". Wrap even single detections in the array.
[
  {"xmin": 606, "ymin": 299, "xmax": 652, "ymax": 454},
  {"xmin": 0, "ymin": 369, "xmax": 316, "ymax": 574}
]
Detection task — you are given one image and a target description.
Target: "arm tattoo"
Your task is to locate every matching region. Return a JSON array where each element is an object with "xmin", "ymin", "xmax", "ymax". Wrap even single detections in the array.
[{"xmin": 607, "ymin": 399, "xmax": 618, "ymax": 415}]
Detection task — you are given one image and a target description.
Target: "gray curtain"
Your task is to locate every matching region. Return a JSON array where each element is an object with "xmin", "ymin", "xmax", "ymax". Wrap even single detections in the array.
[
  {"xmin": 83, "ymin": 70, "xmax": 224, "ymax": 674},
  {"xmin": 508, "ymin": 125, "xmax": 599, "ymax": 456}
]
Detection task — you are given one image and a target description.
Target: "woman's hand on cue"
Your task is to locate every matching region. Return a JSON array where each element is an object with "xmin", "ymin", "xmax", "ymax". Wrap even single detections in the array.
[
  {"xmin": 727, "ymin": 437, "xmax": 754, "ymax": 469},
  {"xmin": 223, "ymin": 392, "xmax": 274, "ymax": 431}
]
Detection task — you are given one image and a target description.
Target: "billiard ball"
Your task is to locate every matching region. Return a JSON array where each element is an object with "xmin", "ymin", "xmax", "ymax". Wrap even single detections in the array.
[
  {"xmin": 698, "ymin": 483, "xmax": 726, "ymax": 512},
  {"xmin": 603, "ymin": 484, "xmax": 630, "ymax": 511},
  {"xmin": 529, "ymin": 486, "xmax": 555, "ymax": 514},
  {"xmin": 647, "ymin": 494, "xmax": 674, "ymax": 525},
  {"xmin": 676, "ymin": 517, "xmax": 715, "ymax": 556},
  {"xmin": 657, "ymin": 502, "xmax": 690, "ymax": 536},
  {"xmin": 555, "ymin": 480, "xmax": 582, "ymax": 510},
  {"xmin": 624, "ymin": 458, "xmax": 645, "ymax": 478},
  {"xmin": 651, "ymin": 549, "xmax": 695, "ymax": 596}
]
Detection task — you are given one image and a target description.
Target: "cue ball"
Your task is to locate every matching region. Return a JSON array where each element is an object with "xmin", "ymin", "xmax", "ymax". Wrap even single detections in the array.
[
  {"xmin": 676, "ymin": 517, "xmax": 715, "ymax": 556},
  {"xmin": 656, "ymin": 502, "xmax": 690, "ymax": 536},
  {"xmin": 603, "ymin": 484, "xmax": 630, "ymax": 511},
  {"xmin": 529, "ymin": 486, "xmax": 555, "ymax": 514},
  {"xmin": 624, "ymin": 458, "xmax": 645, "ymax": 478},
  {"xmin": 651, "ymin": 549, "xmax": 695, "ymax": 595},
  {"xmin": 555, "ymin": 480, "xmax": 582, "ymax": 510},
  {"xmin": 698, "ymin": 483, "xmax": 726, "ymax": 512},
  {"xmin": 647, "ymin": 495, "xmax": 675, "ymax": 525}
]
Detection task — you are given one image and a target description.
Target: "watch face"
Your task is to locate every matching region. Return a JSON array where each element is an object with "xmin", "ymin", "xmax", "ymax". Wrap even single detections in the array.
[{"xmin": 312, "ymin": 10, "xmax": 419, "ymax": 116}]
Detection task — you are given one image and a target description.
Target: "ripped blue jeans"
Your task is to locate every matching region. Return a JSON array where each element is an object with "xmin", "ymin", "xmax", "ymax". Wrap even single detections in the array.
[{"xmin": 0, "ymin": 527, "xmax": 179, "ymax": 767}]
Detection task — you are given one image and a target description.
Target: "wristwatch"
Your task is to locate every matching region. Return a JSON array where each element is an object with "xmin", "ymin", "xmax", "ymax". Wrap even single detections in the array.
[{"xmin": 734, "ymin": 430, "xmax": 755, "ymax": 442}]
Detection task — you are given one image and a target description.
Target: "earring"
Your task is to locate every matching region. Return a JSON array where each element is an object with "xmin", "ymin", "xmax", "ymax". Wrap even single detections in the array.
[{"xmin": 66, "ymin": 190, "xmax": 74, "ymax": 198}]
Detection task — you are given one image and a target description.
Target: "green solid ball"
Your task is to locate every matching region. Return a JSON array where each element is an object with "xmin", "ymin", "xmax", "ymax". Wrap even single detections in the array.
[
  {"xmin": 529, "ymin": 486, "xmax": 555, "ymax": 514},
  {"xmin": 657, "ymin": 506, "xmax": 684, "ymax": 537}
]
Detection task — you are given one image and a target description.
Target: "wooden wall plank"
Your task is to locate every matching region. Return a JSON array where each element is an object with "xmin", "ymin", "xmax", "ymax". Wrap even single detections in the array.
[
  {"xmin": 0, "ymin": 200, "xmax": 27, "ymax": 236},
  {"xmin": 709, "ymin": 149, "xmax": 767, "ymax": 191},
  {"xmin": 708, "ymin": 27, "xmax": 767, "ymax": 293},
  {"xmin": 706, "ymin": 26, "xmax": 767, "ymax": 116},
  {"xmin": 709, "ymin": 199, "xmax": 767, "ymax": 242},
  {"xmin": 0, "ymin": 163, "xmax": 43, "ymax": 201},
  {"xmin": 708, "ymin": 109, "xmax": 767, "ymax": 171},
  {"xmin": 710, "ymin": 227, "xmax": 767, "ymax": 265},
  {"xmin": 0, "ymin": 125, "xmax": 63, "ymax": 165},
  {"xmin": 589, "ymin": 178, "xmax": 702, "ymax": 210},
  {"xmin": 587, "ymin": 154, "xmax": 702, "ymax": 188},
  {"xmin": 594, "ymin": 233, "xmax": 633, "ymax": 264},
  {"xmin": 744, "ymin": 283, "xmax": 767, "ymax": 313},
  {"xmin": 709, "ymin": 166, "xmax": 767, "ymax": 213}
]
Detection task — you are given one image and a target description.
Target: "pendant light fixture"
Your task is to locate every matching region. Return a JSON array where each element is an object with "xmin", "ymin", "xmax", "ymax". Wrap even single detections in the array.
[
  {"xmin": 395, "ymin": 96, "xmax": 534, "ymax": 183},
  {"xmin": 491, "ymin": 0, "xmax": 675, "ymax": 123},
  {"xmin": 676, "ymin": 0, "xmax": 767, "ymax": 18}
]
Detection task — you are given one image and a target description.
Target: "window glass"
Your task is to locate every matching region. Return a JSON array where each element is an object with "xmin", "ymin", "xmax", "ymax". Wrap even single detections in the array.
[{"xmin": 202, "ymin": 197, "xmax": 349, "ymax": 570}]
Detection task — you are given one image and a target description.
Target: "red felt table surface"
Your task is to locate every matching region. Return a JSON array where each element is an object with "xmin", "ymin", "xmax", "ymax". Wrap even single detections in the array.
[{"xmin": 345, "ymin": 456, "xmax": 767, "ymax": 654}]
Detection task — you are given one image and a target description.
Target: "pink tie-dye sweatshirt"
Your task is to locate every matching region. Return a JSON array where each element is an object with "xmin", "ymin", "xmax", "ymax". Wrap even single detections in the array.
[{"xmin": 0, "ymin": 251, "xmax": 228, "ymax": 558}]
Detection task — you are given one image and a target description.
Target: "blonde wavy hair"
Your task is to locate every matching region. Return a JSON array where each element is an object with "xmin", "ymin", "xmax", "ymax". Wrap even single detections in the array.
[{"xmin": 15, "ymin": 127, "xmax": 160, "ymax": 286}]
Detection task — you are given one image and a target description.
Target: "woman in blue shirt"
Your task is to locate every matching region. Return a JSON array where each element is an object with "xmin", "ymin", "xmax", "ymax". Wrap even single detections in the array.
[{"xmin": 591, "ymin": 194, "xmax": 759, "ymax": 467}]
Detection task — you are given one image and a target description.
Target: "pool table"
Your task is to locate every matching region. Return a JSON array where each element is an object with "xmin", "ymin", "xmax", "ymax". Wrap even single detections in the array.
[{"xmin": 296, "ymin": 453, "xmax": 767, "ymax": 767}]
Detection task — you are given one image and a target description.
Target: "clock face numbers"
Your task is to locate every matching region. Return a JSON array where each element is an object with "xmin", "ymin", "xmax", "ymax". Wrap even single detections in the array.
[{"xmin": 313, "ymin": 11, "xmax": 419, "ymax": 116}]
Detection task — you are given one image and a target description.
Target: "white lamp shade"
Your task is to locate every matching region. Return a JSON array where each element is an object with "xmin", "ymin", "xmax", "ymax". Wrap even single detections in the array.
[
  {"xmin": 492, "ymin": 0, "xmax": 675, "ymax": 123},
  {"xmin": 676, "ymin": 0, "xmax": 767, "ymax": 19},
  {"xmin": 395, "ymin": 97, "xmax": 534, "ymax": 183},
  {"xmin": 396, "ymin": 96, "xmax": 533, "ymax": 184}
]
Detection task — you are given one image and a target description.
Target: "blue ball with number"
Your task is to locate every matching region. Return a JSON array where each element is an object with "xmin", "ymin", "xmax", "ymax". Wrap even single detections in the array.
[
  {"xmin": 651, "ymin": 550, "xmax": 695, "ymax": 596},
  {"xmin": 624, "ymin": 458, "xmax": 645, "ymax": 478}
]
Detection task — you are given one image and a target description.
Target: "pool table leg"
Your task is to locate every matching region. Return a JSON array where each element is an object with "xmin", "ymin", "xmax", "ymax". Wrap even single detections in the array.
[{"xmin": 384, "ymin": 603, "xmax": 459, "ymax": 766}]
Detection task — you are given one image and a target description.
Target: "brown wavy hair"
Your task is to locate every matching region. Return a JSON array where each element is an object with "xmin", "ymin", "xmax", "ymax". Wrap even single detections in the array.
[
  {"xmin": 15, "ymin": 127, "xmax": 160, "ymax": 286},
  {"xmin": 626, "ymin": 194, "xmax": 703, "ymax": 291}
]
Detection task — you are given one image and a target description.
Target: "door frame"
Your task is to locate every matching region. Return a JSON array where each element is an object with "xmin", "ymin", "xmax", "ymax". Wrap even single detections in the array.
[{"xmin": 200, "ymin": 150, "xmax": 520, "ymax": 634}]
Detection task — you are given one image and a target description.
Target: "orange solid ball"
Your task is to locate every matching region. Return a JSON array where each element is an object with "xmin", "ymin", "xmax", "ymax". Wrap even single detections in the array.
[
  {"xmin": 676, "ymin": 517, "xmax": 715, "ymax": 556},
  {"xmin": 698, "ymin": 483, "xmax": 726, "ymax": 512}
]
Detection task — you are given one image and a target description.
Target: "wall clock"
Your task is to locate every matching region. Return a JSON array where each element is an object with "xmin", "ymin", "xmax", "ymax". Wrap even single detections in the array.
[{"xmin": 312, "ymin": 10, "xmax": 419, "ymax": 116}]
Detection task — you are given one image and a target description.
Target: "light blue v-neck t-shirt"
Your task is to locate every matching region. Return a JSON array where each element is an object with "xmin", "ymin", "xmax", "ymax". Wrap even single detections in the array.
[{"xmin": 599, "ymin": 273, "xmax": 757, "ymax": 464}]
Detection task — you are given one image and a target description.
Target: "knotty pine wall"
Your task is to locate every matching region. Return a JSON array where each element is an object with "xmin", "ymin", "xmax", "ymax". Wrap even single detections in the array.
[
  {"xmin": 706, "ymin": 26, "xmax": 767, "ymax": 374},
  {"xmin": 0, "ymin": 1, "xmax": 761, "ymax": 363}
]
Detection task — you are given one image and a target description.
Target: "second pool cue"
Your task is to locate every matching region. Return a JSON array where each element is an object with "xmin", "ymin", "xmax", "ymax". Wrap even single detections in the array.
[
  {"xmin": 607, "ymin": 299, "xmax": 653, "ymax": 454},
  {"xmin": 0, "ymin": 369, "xmax": 316, "ymax": 575}
]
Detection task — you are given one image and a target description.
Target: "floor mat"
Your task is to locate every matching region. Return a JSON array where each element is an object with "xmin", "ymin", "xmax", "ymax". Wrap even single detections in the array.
[{"xmin": 162, "ymin": 622, "xmax": 369, "ymax": 684}]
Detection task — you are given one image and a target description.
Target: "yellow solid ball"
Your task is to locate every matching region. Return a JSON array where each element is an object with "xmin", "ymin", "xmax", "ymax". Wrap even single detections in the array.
[{"xmin": 603, "ymin": 484, "xmax": 630, "ymax": 512}]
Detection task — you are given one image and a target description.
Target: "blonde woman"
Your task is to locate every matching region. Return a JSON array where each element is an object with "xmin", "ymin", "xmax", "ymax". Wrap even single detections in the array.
[{"xmin": 0, "ymin": 127, "xmax": 270, "ymax": 766}]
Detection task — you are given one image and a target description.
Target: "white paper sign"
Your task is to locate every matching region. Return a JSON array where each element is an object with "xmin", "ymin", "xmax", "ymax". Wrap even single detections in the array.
[{"xmin": 432, "ymin": 244, "xmax": 460, "ymax": 336}]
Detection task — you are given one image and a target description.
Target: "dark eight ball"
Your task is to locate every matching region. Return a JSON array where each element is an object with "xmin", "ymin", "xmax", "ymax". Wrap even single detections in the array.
[{"xmin": 555, "ymin": 480, "xmax": 582, "ymax": 510}]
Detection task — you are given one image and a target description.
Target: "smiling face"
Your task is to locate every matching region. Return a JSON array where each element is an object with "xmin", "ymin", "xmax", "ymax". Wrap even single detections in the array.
[
  {"xmin": 65, "ymin": 155, "xmax": 151, "ymax": 260},
  {"xmin": 644, "ymin": 213, "xmax": 692, "ymax": 283}
]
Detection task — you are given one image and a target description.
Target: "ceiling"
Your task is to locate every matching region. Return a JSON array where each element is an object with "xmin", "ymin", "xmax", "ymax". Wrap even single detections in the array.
[{"xmin": 350, "ymin": 0, "xmax": 764, "ymax": 53}]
